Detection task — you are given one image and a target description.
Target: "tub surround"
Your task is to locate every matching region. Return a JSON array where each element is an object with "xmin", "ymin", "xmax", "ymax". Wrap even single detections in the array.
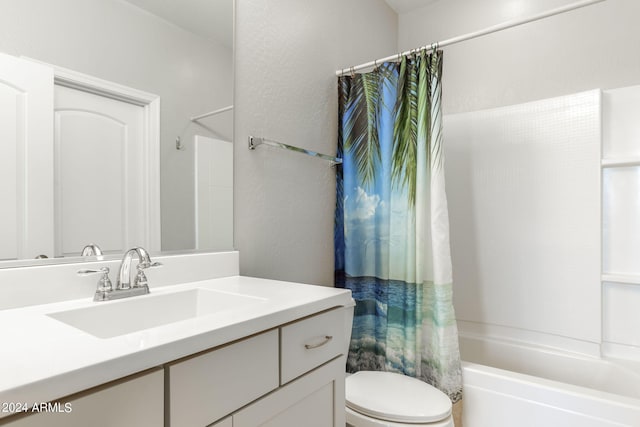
[{"xmin": 0, "ymin": 251, "xmax": 353, "ymax": 425}]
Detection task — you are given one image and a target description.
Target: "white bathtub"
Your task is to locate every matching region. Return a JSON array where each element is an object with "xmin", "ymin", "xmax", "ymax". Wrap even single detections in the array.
[{"xmin": 459, "ymin": 334, "xmax": 640, "ymax": 427}]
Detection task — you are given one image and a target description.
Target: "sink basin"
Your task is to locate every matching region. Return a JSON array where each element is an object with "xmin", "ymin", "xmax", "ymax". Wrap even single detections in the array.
[{"xmin": 47, "ymin": 288, "xmax": 267, "ymax": 338}]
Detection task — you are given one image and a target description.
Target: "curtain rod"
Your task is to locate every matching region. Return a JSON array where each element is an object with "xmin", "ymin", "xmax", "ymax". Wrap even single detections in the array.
[
  {"xmin": 191, "ymin": 105, "xmax": 233, "ymax": 121},
  {"xmin": 336, "ymin": 0, "xmax": 607, "ymax": 76}
]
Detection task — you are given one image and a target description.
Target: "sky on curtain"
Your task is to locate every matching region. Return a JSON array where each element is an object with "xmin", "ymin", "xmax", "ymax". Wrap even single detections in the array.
[{"xmin": 341, "ymin": 65, "xmax": 416, "ymax": 283}]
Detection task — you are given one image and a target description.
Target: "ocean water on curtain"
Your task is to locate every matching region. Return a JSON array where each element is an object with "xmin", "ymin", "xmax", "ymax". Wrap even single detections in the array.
[{"xmin": 340, "ymin": 276, "xmax": 422, "ymax": 375}]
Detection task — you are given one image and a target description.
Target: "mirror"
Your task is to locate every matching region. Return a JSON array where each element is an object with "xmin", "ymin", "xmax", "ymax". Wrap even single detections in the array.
[{"xmin": 0, "ymin": 0, "xmax": 234, "ymax": 266}]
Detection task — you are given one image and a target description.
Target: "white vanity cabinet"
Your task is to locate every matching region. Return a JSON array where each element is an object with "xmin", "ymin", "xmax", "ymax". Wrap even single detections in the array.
[
  {"xmin": 167, "ymin": 329, "xmax": 280, "ymax": 426},
  {"xmin": 1, "ymin": 369, "xmax": 163, "ymax": 427},
  {"xmin": 167, "ymin": 306, "xmax": 349, "ymax": 427}
]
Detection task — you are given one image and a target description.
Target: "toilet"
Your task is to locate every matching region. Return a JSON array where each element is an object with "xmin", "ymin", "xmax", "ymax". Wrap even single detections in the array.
[{"xmin": 345, "ymin": 371, "xmax": 454, "ymax": 427}]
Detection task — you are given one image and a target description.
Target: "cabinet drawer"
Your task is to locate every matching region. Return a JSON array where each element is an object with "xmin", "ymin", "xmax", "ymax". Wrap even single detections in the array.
[
  {"xmin": 168, "ymin": 330, "xmax": 279, "ymax": 427},
  {"xmin": 280, "ymin": 308, "xmax": 346, "ymax": 384},
  {"xmin": 2, "ymin": 369, "xmax": 164, "ymax": 427}
]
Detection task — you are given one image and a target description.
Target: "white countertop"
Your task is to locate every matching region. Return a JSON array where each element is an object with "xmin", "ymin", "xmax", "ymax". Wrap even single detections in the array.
[{"xmin": 0, "ymin": 276, "xmax": 352, "ymax": 416}]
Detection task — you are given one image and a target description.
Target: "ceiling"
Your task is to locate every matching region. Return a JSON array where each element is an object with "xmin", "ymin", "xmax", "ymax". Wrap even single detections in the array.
[
  {"xmin": 123, "ymin": 0, "xmax": 233, "ymax": 48},
  {"xmin": 384, "ymin": 0, "xmax": 440, "ymax": 14}
]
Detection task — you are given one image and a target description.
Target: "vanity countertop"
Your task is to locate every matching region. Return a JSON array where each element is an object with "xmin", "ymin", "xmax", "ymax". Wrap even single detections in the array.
[{"xmin": 0, "ymin": 276, "xmax": 352, "ymax": 416}]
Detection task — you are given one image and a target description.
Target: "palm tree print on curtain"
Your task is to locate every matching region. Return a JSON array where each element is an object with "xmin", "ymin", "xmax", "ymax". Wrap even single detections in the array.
[{"xmin": 335, "ymin": 50, "xmax": 462, "ymax": 403}]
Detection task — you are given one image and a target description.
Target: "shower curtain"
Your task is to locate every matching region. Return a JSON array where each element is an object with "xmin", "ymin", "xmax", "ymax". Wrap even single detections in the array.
[{"xmin": 335, "ymin": 50, "xmax": 462, "ymax": 404}]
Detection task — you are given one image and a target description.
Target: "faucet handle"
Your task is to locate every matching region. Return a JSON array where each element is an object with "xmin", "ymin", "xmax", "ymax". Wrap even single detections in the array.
[
  {"xmin": 77, "ymin": 267, "xmax": 109, "ymax": 275},
  {"xmin": 138, "ymin": 261, "xmax": 163, "ymax": 269},
  {"xmin": 77, "ymin": 267, "xmax": 113, "ymax": 297},
  {"xmin": 132, "ymin": 261, "xmax": 162, "ymax": 288}
]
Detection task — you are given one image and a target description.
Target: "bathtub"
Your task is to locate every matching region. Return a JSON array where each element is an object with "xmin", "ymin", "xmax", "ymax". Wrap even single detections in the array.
[{"xmin": 459, "ymin": 334, "xmax": 640, "ymax": 427}]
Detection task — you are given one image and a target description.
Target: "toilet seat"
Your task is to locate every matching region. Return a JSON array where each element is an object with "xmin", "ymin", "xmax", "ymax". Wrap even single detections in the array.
[
  {"xmin": 346, "ymin": 406, "xmax": 454, "ymax": 427},
  {"xmin": 346, "ymin": 371, "xmax": 452, "ymax": 424}
]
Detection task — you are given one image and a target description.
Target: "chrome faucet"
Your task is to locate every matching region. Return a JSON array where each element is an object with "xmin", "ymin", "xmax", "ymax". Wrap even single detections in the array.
[
  {"xmin": 77, "ymin": 247, "xmax": 161, "ymax": 301},
  {"xmin": 81, "ymin": 243, "xmax": 103, "ymax": 257},
  {"xmin": 116, "ymin": 247, "xmax": 161, "ymax": 291}
]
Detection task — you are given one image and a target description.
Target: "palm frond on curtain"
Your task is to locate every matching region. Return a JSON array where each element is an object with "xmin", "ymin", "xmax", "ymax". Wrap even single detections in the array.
[
  {"xmin": 426, "ymin": 51, "xmax": 444, "ymax": 172},
  {"xmin": 342, "ymin": 69, "xmax": 382, "ymax": 188},
  {"xmin": 392, "ymin": 55, "xmax": 419, "ymax": 207},
  {"xmin": 335, "ymin": 49, "xmax": 462, "ymax": 403}
]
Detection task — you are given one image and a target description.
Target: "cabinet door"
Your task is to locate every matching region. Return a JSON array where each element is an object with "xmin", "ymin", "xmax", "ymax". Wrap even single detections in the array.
[
  {"xmin": 233, "ymin": 356, "xmax": 346, "ymax": 427},
  {"xmin": 168, "ymin": 330, "xmax": 279, "ymax": 427},
  {"xmin": 0, "ymin": 53, "xmax": 54, "ymax": 260},
  {"xmin": 2, "ymin": 369, "xmax": 163, "ymax": 427}
]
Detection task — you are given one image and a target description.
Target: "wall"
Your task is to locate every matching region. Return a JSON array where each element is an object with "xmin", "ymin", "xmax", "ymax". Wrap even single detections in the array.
[
  {"xmin": 0, "ymin": 0, "xmax": 232, "ymax": 252},
  {"xmin": 234, "ymin": 0, "xmax": 398, "ymax": 285},
  {"xmin": 397, "ymin": 0, "xmax": 640, "ymax": 358},
  {"xmin": 398, "ymin": 0, "xmax": 640, "ymax": 115}
]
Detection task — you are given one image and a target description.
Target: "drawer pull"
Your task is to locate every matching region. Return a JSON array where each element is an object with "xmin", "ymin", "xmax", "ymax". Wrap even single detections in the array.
[{"xmin": 304, "ymin": 335, "xmax": 333, "ymax": 350}]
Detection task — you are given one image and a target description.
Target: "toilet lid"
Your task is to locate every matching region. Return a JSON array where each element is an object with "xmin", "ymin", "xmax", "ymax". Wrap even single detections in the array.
[{"xmin": 346, "ymin": 371, "xmax": 452, "ymax": 423}]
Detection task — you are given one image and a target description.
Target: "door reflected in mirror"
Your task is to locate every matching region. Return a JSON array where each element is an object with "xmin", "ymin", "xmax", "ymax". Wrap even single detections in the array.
[{"xmin": 0, "ymin": 0, "xmax": 234, "ymax": 266}]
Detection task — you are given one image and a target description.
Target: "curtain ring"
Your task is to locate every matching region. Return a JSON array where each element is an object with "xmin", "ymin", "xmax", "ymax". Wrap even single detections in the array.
[
  {"xmin": 350, "ymin": 66, "xmax": 355, "ymax": 77},
  {"xmin": 374, "ymin": 58, "xmax": 378, "ymax": 69}
]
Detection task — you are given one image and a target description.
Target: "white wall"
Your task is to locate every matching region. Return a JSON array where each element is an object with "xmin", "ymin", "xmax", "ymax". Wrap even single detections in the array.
[
  {"xmin": 0, "ymin": 0, "xmax": 233, "ymax": 252},
  {"xmin": 234, "ymin": 0, "xmax": 398, "ymax": 285},
  {"xmin": 398, "ymin": 0, "xmax": 640, "ymax": 357},
  {"xmin": 398, "ymin": 0, "xmax": 640, "ymax": 114}
]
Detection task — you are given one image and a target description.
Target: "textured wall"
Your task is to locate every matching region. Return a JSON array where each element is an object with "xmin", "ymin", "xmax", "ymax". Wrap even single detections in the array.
[
  {"xmin": 0, "ymin": 0, "xmax": 232, "ymax": 252},
  {"xmin": 397, "ymin": 0, "xmax": 640, "ymax": 114},
  {"xmin": 234, "ymin": 0, "xmax": 398, "ymax": 285}
]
